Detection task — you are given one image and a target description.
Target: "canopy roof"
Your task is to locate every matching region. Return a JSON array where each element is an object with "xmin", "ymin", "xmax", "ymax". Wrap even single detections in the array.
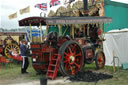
[
  {"xmin": 0, "ymin": 32, "xmax": 26, "ymax": 36},
  {"xmin": 45, "ymin": 16, "xmax": 112, "ymax": 24},
  {"xmin": 19, "ymin": 16, "xmax": 112, "ymax": 26},
  {"xmin": 19, "ymin": 17, "xmax": 46, "ymax": 26}
]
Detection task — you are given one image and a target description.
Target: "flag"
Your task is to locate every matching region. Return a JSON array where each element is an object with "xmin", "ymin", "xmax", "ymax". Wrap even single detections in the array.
[
  {"xmin": 35, "ymin": 3, "xmax": 47, "ymax": 11},
  {"xmin": 91, "ymin": 0, "xmax": 95, "ymax": 5},
  {"xmin": 20, "ymin": 6, "xmax": 30, "ymax": 15},
  {"xmin": 50, "ymin": 0, "xmax": 61, "ymax": 8},
  {"xmin": 64, "ymin": 0, "xmax": 75, "ymax": 4},
  {"xmin": 69, "ymin": 0, "xmax": 75, "ymax": 4},
  {"xmin": 8, "ymin": 12, "xmax": 17, "ymax": 20}
]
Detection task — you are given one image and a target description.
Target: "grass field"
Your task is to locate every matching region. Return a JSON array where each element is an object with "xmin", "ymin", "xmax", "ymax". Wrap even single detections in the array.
[{"xmin": 0, "ymin": 58, "xmax": 128, "ymax": 85}]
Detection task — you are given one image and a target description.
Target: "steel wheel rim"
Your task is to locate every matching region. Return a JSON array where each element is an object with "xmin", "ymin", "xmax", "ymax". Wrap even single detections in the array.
[{"xmin": 62, "ymin": 43, "xmax": 83, "ymax": 75}]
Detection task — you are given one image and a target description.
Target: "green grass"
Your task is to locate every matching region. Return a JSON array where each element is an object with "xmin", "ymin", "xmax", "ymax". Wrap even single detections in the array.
[
  {"xmin": 0, "ymin": 58, "xmax": 43, "ymax": 81},
  {"xmin": 0, "ymin": 59, "xmax": 128, "ymax": 85}
]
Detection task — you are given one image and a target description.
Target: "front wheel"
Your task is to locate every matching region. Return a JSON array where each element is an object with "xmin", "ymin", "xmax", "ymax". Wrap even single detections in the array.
[
  {"xmin": 59, "ymin": 40, "xmax": 84, "ymax": 76},
  {"xmin": 95, "ymin": 51, "xmax": 105, "ymax": 69}
]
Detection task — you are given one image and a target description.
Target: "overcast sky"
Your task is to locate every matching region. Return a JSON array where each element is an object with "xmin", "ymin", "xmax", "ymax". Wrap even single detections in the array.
[{"xmin": 0, "ymin": 0, "xmax": 128, "ymax": 29}]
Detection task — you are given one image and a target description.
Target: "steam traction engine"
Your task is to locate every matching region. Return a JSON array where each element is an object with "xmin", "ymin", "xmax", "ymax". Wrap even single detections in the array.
[
  {"xmin": 0, "ymin": 32, "xmax": 26, "ymax": 59},
  {"xmin": 19, "ymin": 16, "xmax": 112, "ymax": 79}
]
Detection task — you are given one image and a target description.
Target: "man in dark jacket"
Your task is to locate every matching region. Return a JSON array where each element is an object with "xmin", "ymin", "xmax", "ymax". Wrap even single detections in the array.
[{"xmin": 20, "ymin": 40, "xmax": 29, "ymax": 74}]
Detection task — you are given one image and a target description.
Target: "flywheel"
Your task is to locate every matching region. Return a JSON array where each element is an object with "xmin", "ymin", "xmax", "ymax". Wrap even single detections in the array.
[{"xmin": 4, "ymin": 43, "xmax": 20, "ymax": 58}]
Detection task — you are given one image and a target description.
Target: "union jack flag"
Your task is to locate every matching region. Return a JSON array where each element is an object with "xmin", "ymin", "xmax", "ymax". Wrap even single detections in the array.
[
  {"xmin": 50, "ymin": 0, "xmax": 61, "ymax": 8},
  {"xmin": 35, "ymin": 3, "xmax": 47, "ymax": 11},
  {"xmin": 64, "ymin": 0, "xmax": 75, "ymax": 4},
  {"xmin": 69, "ymin": 0, "xmax": 75, "ymax": 4},
  {"xmin": 91, "ymin": 0, "xmax": 95, "ymax": 5}
]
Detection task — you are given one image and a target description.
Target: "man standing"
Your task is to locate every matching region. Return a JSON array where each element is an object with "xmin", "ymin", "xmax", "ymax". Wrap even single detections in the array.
[{"xmin": 20, "ymin": 40, "xmax": 29, "ymax": 74}]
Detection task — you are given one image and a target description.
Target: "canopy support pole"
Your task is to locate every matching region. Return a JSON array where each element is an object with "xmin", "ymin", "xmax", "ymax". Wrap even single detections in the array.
[
  {"xmin": 25, "ymin": 26, "xmax": 30, "ymax": 42},
  {"xmin": 58, "ymin": 24, "xmax": 62, "ymax": 36},
  {"xmin": 29, "ymin": 23, "xmax": 32, "ymax": 42},
  {"xmin": 46, "ymin": 25, "xmax": 49, "ymax": 35},
  {"xmin": 72, "ymin": 24, "xmax": 74, "ymax": 39},
  {"xmin": 40, "ymin": 23, "xmax": 43, "ymax": 42},
  {"xmin": 63, "ymin": 26, "xmax": 68, "ymax": 36},
  {"xmin": 87, "ymin": 24, "xmax": 90, "ymax": 39}
]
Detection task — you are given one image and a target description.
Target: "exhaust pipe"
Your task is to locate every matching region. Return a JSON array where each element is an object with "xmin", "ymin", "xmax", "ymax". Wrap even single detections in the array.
[{"xmin": 83, "ymin": 0, "xmax": 89, "ymax": 16}]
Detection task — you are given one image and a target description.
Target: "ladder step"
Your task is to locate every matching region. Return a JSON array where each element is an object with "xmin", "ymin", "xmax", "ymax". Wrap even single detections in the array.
[
  {"xmin": 49, "ymin": 64, "xmax": 56, "ymax": 66},
  {"xmin": 46, "ymin": 54, "xmax": 62, "ymax": 80},
  {"xmin": 48, "ymin": 70, "xmax": 54, "ymax": 72},
  {"xmin": 52, "ymin": 59, "xmax": 57, "ymax": 61},
  {"xmin": 53, "ymin": 54, "xmax": 59, "ymax": 56}
]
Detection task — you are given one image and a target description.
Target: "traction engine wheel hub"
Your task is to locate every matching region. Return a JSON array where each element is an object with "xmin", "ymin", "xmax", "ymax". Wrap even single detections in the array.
[{"xmin": 69, "ymin": 55, "xmax": 75, "ymax": 64}]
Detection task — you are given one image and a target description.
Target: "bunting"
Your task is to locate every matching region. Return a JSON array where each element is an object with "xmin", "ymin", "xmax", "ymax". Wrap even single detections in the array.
[
  {"xmin": 20, "ymin": 6, "xmax": 30, "ymax": 15},
  {"xmin": 50, "ymin": 0, "xmax": 61, "ymax": 8},
  {"xmin": 35, "ymin": 3, "xmax": 47, "ymax": 11},
  {"xmin": 8, "ymin": 12, "xmax": 17, "ymax": 20}
]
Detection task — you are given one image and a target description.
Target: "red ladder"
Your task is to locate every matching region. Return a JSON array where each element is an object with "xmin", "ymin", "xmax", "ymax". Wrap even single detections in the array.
[{"xmin": 46, "ymin": 54, "xmax": 61, "ymax": 80}]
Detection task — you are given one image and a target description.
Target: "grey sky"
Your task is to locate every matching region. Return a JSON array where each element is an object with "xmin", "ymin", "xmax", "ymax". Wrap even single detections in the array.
[{"xmin": 0, "ymin": 0, "xmax": 128, "ymax": 29}]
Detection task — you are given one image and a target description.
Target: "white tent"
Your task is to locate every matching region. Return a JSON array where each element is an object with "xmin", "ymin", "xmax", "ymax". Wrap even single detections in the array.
[{"xmin": 103, "ymin": 29, "xmax": 128, "ymax": 66}]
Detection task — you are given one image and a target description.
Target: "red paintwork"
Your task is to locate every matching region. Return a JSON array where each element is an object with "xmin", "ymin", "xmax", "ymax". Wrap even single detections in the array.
[
  {"xmin": 10, "ymin": 55, "xmax": 23, "ymax": 61},
  {"xmin": 0, "ymin": 57, "xmax": 11, "ymax": 63},
  {"xmin": 46, "ymin": 54, "xmax": 61, "ymax": 80},
  {"xmin": 58, "ymin": 37, "xmax": 70, "ymax": 46},
  {"xmin": 97, "ymin": 53, "xmax": 105, "ymax": 68},
  {"xmin": 31, "ymin": 37, "xmax": 69, "ymax": 75},
  {"xmin": 85, "ymin": 49, "xmax": 93, "ymax": 59},
  {"xmin": 97, "ymin": 28, "xmax": 101, "ymax": 35},
  {"xmin": 0, "ymin": 48, "xmax": 2, "ymax": 54},
  {"xmin": 31, "ymin": 43, "xmax": 58, "ymax": 73}
]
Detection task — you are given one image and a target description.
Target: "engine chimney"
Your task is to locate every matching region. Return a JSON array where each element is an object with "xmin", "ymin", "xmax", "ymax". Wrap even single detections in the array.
[{"xmin": 83, "ymin": 0, "xmax": 89, "ymax": 16}]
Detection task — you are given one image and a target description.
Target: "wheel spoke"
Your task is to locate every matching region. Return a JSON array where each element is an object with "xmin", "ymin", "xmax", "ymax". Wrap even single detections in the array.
[
  {"xmin": 75, "ymin": 58, "xmax": 79, "ymax": 63},
  {"xmin": 74, "ymin": 62, "xmax": 80, "ymax": 69},
  {"xmin": 68, "ymin": 47, "xmax": 73, "ymax": 54},
  {"xmin": 65, "ymin": 63, "xmax": 69, "ymax": 71},
  {"xmin": 6, "ymin": 48, "xmax": 10, "ymax": 51},
  {"xmin": 64, "ymin": 52, "xmax": 70, "ymax": 57},
  {"xmin": 72, "ymin": 44, "xmax": 77, "ymax": 52},
  {"xmin": 7, "ymin": 47, "xmax": 10, "ymax": 49},
  {"xmin": 74, "ymin": 53, "xmax": 82, "ymax": 57},
  {"xmin": 64, "ymin": 60, "xmax": 69, "ymax": 63},
  {"xmin": 69, "ymin": 65, "xmax": 74, "ymax": 74}
]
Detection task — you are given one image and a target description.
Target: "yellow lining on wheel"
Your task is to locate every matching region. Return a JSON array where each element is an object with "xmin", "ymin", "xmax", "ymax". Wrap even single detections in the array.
[{"xmin": 4, "ymin": 43, "xmax": 20, "ymax": 58}]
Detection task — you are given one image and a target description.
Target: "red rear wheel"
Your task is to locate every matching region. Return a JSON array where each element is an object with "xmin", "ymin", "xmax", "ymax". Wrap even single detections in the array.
[
  {"xmin": 59, "ymin": 40, "xmax": 84, "ymax": 76},
  {"xmin": 95, "ymin": 51, "xmax": 105, "ymax": 69}
]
